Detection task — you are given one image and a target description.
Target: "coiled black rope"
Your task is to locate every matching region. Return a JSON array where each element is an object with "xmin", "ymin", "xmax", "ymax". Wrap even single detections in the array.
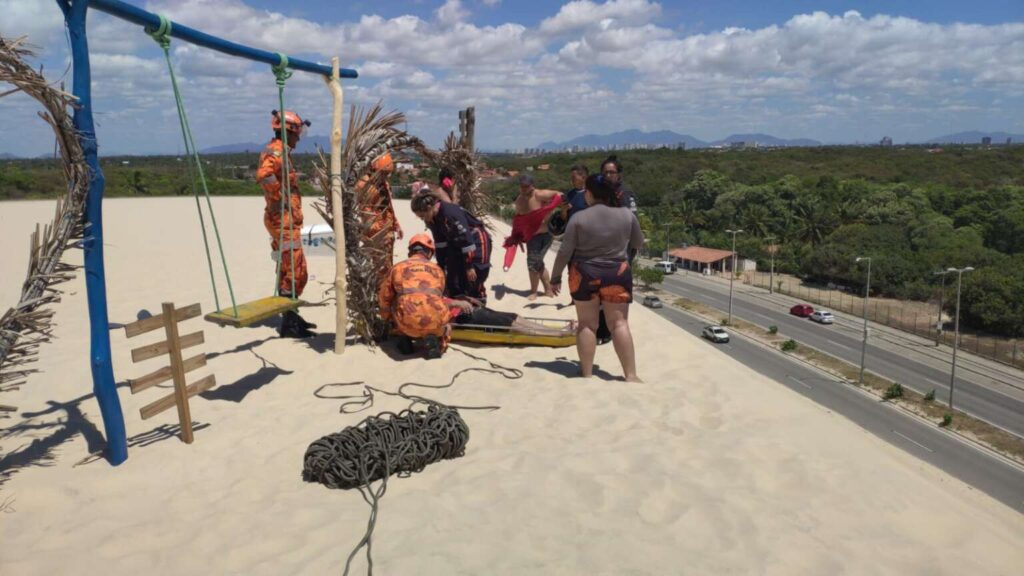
[
  {"xmin": 302, "ymin": 404, "xmax": 469, "ymax": 490},
  {"xmin": 304, "ymin": 345, "xmax": 522, "ymax": 575}
]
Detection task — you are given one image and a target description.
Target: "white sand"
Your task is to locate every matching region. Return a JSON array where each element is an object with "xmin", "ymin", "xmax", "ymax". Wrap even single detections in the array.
[{"xmin": 1, "ymin": 197, "xmax": 1021, "ymax": 575}]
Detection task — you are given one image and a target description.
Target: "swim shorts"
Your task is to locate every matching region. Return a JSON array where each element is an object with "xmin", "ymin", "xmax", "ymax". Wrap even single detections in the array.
[
  {"xmin": 526, "ymin": 232, "xmax": 553, "ymax": 272},
  {"xmin": 568, "ymin": 260, "xmax": 632, "ymax": 304}
]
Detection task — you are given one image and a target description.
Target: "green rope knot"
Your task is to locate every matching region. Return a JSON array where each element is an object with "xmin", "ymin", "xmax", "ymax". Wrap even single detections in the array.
[
  {"xmin": 272, "ymin": 52, "xmax": 292, "ymax": 86},
  {"xmin": 145, "ymin": 14, "xmax": 172, "ymax": 50}
]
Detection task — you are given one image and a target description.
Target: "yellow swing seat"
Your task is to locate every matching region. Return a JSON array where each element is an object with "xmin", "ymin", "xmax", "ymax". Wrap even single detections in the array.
[
  {"xmin": 204, "ymin": 296, "xmax": 305, "ymax": 328},
  {"xmin": 450, "ymin": 318, "xmax": 576, "ymax": 348}
]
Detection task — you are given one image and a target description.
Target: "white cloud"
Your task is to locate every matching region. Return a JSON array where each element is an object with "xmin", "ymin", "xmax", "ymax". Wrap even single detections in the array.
[
  {"xmin": 539, "ymin": 0, "xmax": 661, "ymax": 38},
  {"xmin": 0, "ymin": 0, "xmax": 64, "ymax": 49},
  {"xmin": 3, "ymin": 1, "xmax": 1023, "ymax": 155},
  {"xmin": 436, "ymin": 0, "xmax": 469, "ymax": 26}
]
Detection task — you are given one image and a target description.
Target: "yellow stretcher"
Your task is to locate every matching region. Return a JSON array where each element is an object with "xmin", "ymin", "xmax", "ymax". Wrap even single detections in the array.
[
  {"xmin": 204, "ymin": 296, "xmax": 304, "ymax": 328},
  {"xmin": 450, "ymin": 318, "xmax": 576, "ymax": 348}
]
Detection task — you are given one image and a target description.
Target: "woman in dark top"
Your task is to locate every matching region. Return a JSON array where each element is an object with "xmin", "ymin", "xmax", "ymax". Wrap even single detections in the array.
[{"xmin": 551, "ymin": 174, "xmax": 644, "ymax": 382}]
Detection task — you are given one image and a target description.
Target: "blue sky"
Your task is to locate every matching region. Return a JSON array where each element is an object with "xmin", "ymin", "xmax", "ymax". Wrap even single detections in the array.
[{"xmin": 2, "ymin": 0, "xmax": 1023, "ymax": 156}]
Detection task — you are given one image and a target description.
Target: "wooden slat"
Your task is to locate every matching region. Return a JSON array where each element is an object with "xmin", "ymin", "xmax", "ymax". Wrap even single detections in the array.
[
  {"xmin": 204, "ymin": 296, "xmax": 303, "ymax": 328},
  {"xmin": 139, "ymin": 373, "xmax": 215, "ymax": 421},
  {"xmin": 128, "ymin": 354, "xmax": 206, "ymax": 394},
  {"xmin": 123, "ymin": 303, "xmax": 202, "ymax": 338},
  {"xmin": 162, "ymin": 303, "xmax": 194, "ymax": 443},
  {"xmin": 130, "ymin": 331, "xmax": 204, "ymax": 363}
]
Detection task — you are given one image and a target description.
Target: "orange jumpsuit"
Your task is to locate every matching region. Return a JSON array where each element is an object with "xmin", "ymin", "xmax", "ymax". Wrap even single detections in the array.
[
  {"xmin": 357, "ymin": 171, "xmax": 402, "ymax": 288},
  {"xmin": 378, "ymin": 254, "xmax": 450, "ymax": 347},
  {"xmin": 258, "ymin": 138, "xmax": 307, "ymax": 297}
]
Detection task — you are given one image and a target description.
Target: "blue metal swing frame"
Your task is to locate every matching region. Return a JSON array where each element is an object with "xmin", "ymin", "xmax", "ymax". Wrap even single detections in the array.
[{"xmin": 57, "ymin": 0, "xmax": 358, "ymax": 464}]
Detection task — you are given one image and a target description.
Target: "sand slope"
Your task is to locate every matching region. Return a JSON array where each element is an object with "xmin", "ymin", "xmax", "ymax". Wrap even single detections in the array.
[{"xmin": 1, "ymin": 197, "xmax": 1021, "ymax": 575}]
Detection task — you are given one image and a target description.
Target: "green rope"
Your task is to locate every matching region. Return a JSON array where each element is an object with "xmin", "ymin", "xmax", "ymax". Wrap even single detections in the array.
[
  {"xmin": 148, "ymin": 15, "xmax": 240, "ymax": 317},
  {"xmin": 272, "ymin": 53, "xmax": 297, "ymax": 300}
]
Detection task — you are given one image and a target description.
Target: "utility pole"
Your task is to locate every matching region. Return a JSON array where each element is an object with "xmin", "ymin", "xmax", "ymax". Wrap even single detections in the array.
[
  {"xmin": 765, "ymin": 235, "xmax": 776, "ymax": 294},
  {"xmin": 933, "ymin": 270, "xmax": 948, "ymax": 347},
  {"xmin": 948, "ymin": 266, "xmax": 974, "ymax": 411},
  {"xmin": 726, "ymin": 229, "xmax": 744, "ymax": 325},
  {"xmin": 664, "ymin": 223, "xmax": 671, "ymax": 261},
  {"xmin": 855, "ymin": 256, "xmax": 871, "ymax": 385}
]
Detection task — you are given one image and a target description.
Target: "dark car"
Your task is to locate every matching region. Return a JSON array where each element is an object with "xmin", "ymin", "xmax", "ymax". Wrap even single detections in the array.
[{"xmin": 790, "ymin": 304, "xmax": 814, "ymax": 317}]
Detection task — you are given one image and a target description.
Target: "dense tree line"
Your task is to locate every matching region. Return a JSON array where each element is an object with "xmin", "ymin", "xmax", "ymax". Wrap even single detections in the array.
[
  {"xmin": 484, "ymin": 146, "xmax": 1024, "ymax": 338},
  {"xmin": 3, "ymin": 145, "xmax": 1023, "ymax": 336}
]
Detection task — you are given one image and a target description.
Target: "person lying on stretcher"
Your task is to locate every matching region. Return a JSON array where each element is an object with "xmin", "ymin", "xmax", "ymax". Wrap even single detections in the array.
[{"xmin": 446, "ymin": 296, "xmax": 575, "ymax": 337}]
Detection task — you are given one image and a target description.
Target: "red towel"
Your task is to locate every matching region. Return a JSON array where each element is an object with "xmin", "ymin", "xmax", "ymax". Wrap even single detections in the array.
[{"xmin": 503, "ymin": 196, "xmax": 563, "ymax": 271}]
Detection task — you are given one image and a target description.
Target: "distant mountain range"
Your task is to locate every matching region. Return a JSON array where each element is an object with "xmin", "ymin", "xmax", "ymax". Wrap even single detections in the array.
[
  {"xmin": 200, "ymin": 135, "xmax": 333, "ymax": 155},
  {"xmin": 6, "ymin": 130, "xmax": 1021, "ymax": 159},
  {"xmin": 537, "ymin": 129, "xmax": 821, "ymax": 150}
]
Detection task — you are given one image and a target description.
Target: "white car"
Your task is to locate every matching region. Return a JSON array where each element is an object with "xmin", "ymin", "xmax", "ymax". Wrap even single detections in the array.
[
  {"xmin": 702, "ymin": 325, "xmax": 730, "ymax": 343},
  {"xmin": 810, "ymin": 310, "xmax": 835, "ymax": 324},
  {"xmin": 654, "ymin": 261, "xmax": 677, "ymax": 274}
]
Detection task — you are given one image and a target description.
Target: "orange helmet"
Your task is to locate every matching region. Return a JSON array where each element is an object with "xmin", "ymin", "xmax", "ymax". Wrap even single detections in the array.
[
  {"xmin": 408, "ymin": 233, "xmax": 435, "ymax": 254},
  {"xmin": 271, "ymin": 110, "xmax": 310, "ymax": 133},
  {"xmin": 371, "ymin": 152, "xmax": 394, "ymax": 173}
]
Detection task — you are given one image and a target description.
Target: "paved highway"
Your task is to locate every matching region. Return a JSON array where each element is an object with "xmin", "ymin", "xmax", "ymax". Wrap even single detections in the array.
[
  {"xmin": 653, "ymin": 303, "xmax": 1024, "ymax": 513},
  {"xmin": 660, "ymin": 273, "xmax": 1024, "ymax": 438}
]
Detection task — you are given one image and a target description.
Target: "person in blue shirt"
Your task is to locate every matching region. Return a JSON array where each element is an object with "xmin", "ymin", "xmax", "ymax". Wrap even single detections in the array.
[{"xmin": 549, "ymin": 164, "xmax": 589, "ymax": 237}]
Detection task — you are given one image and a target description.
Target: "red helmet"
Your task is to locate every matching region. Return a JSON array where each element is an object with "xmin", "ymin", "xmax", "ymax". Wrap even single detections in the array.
[
  {"xmin": 408, "ymin": 233, "xmax": 435, "ymax": 254},
  {"xmin": 271, "ymin": 110, "xmax": 310, "ymax": 133}
]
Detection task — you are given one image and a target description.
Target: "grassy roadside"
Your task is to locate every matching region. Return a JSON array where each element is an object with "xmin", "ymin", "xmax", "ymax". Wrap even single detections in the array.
[{"xmin": 659, "ymin": 291, "xmax": 1024, "ymax": 465}]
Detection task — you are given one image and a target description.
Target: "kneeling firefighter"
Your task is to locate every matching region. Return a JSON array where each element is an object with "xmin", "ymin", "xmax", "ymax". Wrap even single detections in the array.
[{"xmin": 377, "ymin": 234, "xmax": 451, "ymax": 358}]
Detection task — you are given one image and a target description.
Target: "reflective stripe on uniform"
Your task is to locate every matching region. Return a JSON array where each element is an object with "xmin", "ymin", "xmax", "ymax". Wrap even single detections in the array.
[
  {"xmin": 398, "ymin": 286, "xmax": 443, "ymax": 296},
  {"xmin": 434, "ymin": 241, "xmax": 448, "ymax": 248},
  {"xmin": 271, "ymin": 240, "xmax": 303, "ymax": 260}
]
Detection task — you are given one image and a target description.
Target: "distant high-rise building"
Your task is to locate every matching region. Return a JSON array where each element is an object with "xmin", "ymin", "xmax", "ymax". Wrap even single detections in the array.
[
  {"xmin": 677, "ymin": 142, "xmax": 687, "ymax": 150},
  {"xmin": 1007, "ymin": 137, "xmax": 1013, "ymax": 146},
  {"xmin": 880, "ymin": 136, "xmax": 893, "ymax": 147},
  {"xmin": 982, "ymin": 136, "xmax": 992, "ymax": 146}
]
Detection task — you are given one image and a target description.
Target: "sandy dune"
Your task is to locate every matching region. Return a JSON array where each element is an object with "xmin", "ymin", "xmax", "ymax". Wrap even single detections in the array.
[{"xmin": 1, "ymin": 197, "xmax": 1021, "ymax": 575}]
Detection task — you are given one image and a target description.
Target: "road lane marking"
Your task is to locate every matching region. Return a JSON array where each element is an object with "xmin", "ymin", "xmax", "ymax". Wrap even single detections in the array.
[
  {"xmin": 787, "ymin": 375, "xmax": 812, "ymax": 389},
  {"xmin": 825, "ymin": 339, "xmax": 857, "ymax": 352},
  {"xmin": 893, "ymin": 430, "xmax": 934, "ymax": 453}
]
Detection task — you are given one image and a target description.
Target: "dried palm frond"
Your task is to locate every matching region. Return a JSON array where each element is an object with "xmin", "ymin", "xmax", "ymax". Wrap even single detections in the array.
[
  {"xmin": 430, "ymin": 131, "xmax": 493, "ymax": 225},
  {"xmin": 312, "ymin": 102, "xmax": 431, "ymax": 343},
  {"xmin": 0, "ymin": 36, "xmax": 89, "ymax": 409}
]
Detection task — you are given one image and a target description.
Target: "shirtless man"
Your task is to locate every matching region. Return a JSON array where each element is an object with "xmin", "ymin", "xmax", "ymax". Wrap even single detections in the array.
[{"xmin": 514, "ymin": 174, "xmax": 562, "ymax": 300}]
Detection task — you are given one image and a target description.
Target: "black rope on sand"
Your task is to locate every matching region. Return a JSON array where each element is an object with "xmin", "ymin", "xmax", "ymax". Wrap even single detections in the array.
[{"xmin": 303, "ymin": 345, "xmax": 523, "ymax": 575}]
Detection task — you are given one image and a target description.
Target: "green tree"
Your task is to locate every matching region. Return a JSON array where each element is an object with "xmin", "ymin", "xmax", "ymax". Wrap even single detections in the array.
[{"xmin": 635, "ymin": 266, "xmax": 665, "ymax": 289}]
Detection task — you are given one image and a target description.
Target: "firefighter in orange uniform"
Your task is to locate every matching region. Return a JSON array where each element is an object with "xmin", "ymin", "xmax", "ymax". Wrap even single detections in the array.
[
  {"xmin": 378, "ymin": 234, "xmax": 450, "ymax": 358},
  {"xmin": 258, "ymin": 109, "xmax": 315, "ymax": 338},
  {"xmin": 357, "ymin": 151, "xmax": 403, "ymax": 290}
]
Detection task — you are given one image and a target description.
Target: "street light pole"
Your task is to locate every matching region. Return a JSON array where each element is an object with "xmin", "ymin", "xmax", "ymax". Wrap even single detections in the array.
[
  {"xmin": 948, "ymin": 266, "xmax": 975, "ymax": 411},
  {"xmin": 726, "ymin": 229, "xmax": 744, "ymax": 324},
  {"xmin": 855, "ymin": 256, "xmax": 871, "ymax": 385},
  {"xmin": 765, "ymin": 235, "xmax": 776, "ymax": 294},
  {"xmin": 664, "ymin": 223, "xmax": 671, "ymax": 261},
  {"xmin": 933, "ymin": 270, "xmax": 948, "ymax": 347}
]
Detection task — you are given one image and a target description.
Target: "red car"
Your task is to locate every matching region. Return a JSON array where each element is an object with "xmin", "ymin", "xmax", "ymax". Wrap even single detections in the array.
[{"xmin": 790, "ymin": 304, "xmax": 814, "ymax": 317}]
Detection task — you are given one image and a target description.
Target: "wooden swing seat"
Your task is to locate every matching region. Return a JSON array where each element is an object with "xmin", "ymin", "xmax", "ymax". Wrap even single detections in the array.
[{"xmin": 204, "ymin": 296, "xmax": 304, "ymax": 328}]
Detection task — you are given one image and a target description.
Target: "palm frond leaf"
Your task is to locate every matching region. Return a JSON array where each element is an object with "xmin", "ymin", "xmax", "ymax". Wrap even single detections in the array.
[{"xmin": 0, "ymin": 36, "xmax": 89, "ymax": 406}]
